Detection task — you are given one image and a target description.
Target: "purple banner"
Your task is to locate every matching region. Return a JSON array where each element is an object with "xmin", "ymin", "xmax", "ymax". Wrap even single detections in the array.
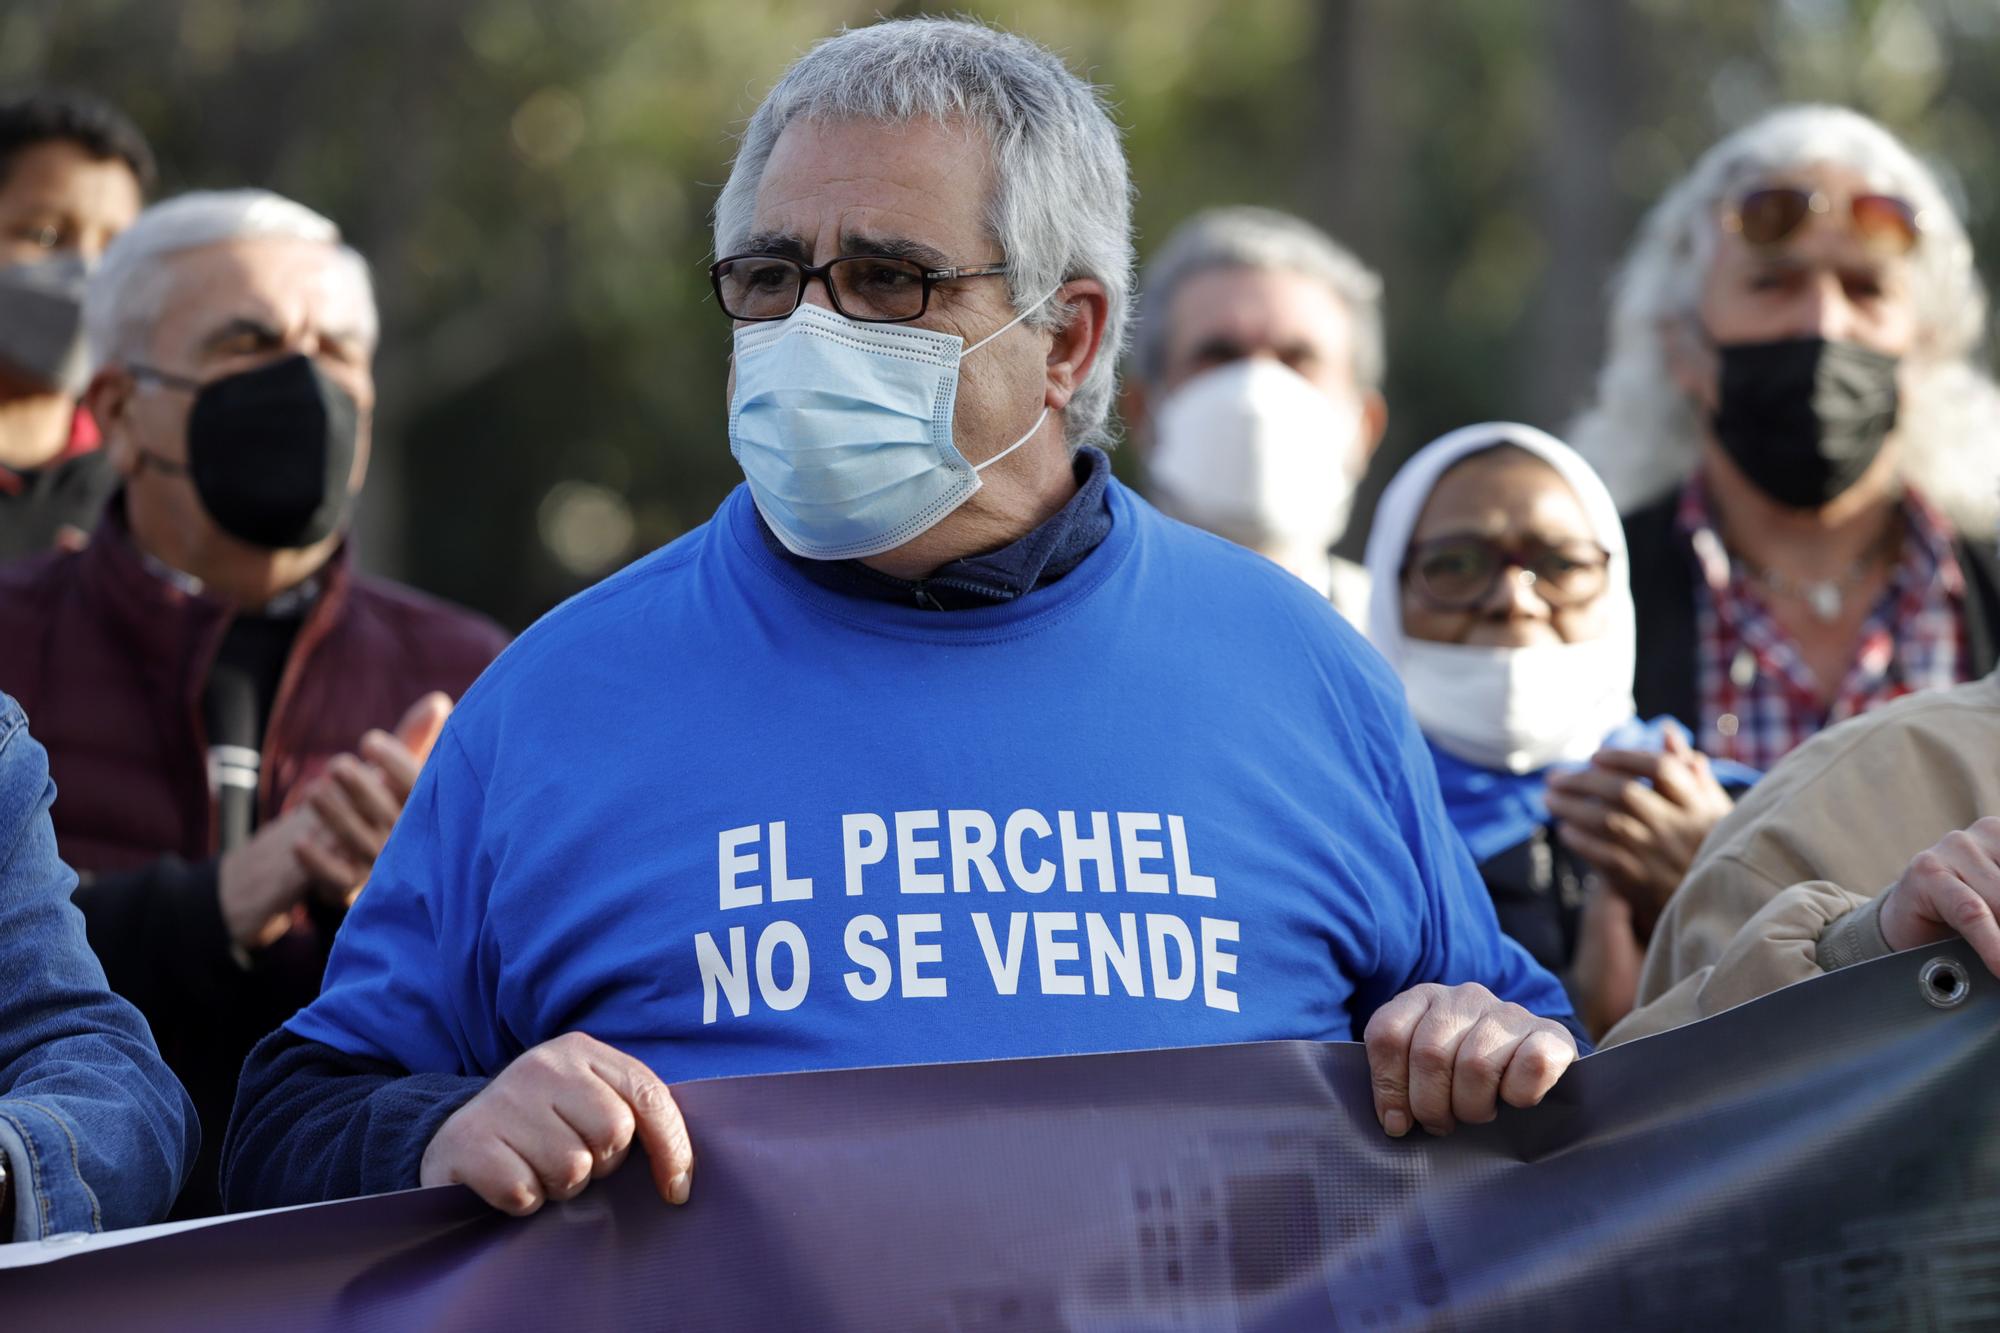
[{"xmin": 4, "ymin": 940, "xmax": 1996, "ymax": 1330}]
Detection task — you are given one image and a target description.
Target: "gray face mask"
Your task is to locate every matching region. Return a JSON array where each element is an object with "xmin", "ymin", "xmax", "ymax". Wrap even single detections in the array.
[{"xmin": 0, "ymin": 252, "xmax": 90, "ymax": 396}]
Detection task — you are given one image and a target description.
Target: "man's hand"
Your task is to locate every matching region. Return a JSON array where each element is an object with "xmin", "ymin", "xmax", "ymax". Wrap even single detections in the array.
[
  {"xmin": 1363, "ymin": 983, "xmax": 1576, "ymax": 1137},
  {"xmin": 419, "ymin": 1032, "xmax": 694, "ymax": 1217},
  {"xmin": 1547, "ymin": 729, "xmax": 1734, "ymax": 930},
  {"xmin": 1878, "ymin": 816, "xmax": 2000, "ymax": 975},
  {"xmin": 218, "ymin": 695, "xmax": 456, "ymax": 946},
  {"xmin": 293, "ymin": 692, "xmax": 454, "ymax": 906},
  {"xmin": 217, "ymin": 805, "xmax": 329, "ymax": 949}
]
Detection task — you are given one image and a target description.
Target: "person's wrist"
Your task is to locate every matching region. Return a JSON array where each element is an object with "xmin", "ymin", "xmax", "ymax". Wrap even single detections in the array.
[
  {"xmin": 1639, "ymin": 870, "xmax": 1676, "ymax": 924},
  {"xmin": 217, "ymin": 845, "xmax": 291, "ymax": 951},
  {"xmin": 419, "ymin": 1099, "xmax": 472, "ymax": 1188},
  {"xmin": 1607, "ymin": 872, "xmax": 1668, "ymax": 941},
  {"xmin": 216, "ymin": 846, "xmax": 254, "ymax": 945},
  {"xmin": 1876, "ymin": 881, "xmax": 1925, "ymax": 953}
]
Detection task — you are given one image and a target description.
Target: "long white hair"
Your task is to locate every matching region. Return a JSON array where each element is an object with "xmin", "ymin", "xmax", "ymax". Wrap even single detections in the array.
[{"xmin": 1567, "ymin": 105, "xmax": 2000, "ymax": 531}]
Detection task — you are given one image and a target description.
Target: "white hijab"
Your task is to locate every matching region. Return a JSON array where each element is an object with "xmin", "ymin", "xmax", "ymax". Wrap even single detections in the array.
[{"xmin": 1363, "ymin": 422, "xmax": 1638, "ymax": 772}]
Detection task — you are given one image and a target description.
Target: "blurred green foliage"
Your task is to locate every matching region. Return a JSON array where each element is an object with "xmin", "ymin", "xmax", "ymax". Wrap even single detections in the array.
[{"xmin": 7, "ymin": 0, "xmax": 1999, "ymax": 625}]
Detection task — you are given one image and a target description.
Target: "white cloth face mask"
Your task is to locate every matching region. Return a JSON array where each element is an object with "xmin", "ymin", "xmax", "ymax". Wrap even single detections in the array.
[
  {"xmin": 1147, "ymin": 357, "xmax": 1363, "ymax": 556},
  {"xmin": 728, "ymin": 293, "xmax": 1053, "ymax": 561},
  {"xmin": 1397, "ymin": 636, "xmax": 1634, "ymax": 774}
]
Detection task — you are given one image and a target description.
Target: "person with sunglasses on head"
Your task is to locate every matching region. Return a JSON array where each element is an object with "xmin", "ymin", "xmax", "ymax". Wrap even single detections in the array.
[
  {"xmin": 1568, "ymin": 106, "xmax": 2000, "ymax": 787},
  {"xmin": 224, "ymin": 18, "xmax": 1583, "ymax": 1223},
  {"xmin": 1366, "ymin": 424, "xmax": 1758, "ymax": 1037},
  {"xmin": 0, "ymin": 189, "xmax": 508, "ymax": 1218}
]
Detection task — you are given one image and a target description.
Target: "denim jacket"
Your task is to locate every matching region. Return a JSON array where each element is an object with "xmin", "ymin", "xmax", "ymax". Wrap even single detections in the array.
[{"xmin": 0, "ymin": 693, "xmax": 196, "ymax": 1240}]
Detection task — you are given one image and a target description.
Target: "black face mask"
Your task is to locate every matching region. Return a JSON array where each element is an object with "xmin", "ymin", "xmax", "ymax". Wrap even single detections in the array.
[
  {"xmin": 1710, "ymin": 336, "xmax": 1900, "ymax": 510},
  {"xmin": 134, "ymin": 354, "xmax": 360, "ymax": 549}
]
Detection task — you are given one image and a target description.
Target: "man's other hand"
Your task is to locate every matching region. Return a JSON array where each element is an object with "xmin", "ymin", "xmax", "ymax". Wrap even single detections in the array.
[
  {"xmin": 419, "ymin": 1032, "xmax": 694, "ymax": 1217},
  {"xmin": 1878, "ymin": 815, "xmax": 2000, "ymax": 976},
  {"xmin": 1363, "ymin": 982, "xmax": 1576, "ymax": 1138},
  {"xmin": 217, "ymin": 806, "xmax": 327, "ymax": 949}
]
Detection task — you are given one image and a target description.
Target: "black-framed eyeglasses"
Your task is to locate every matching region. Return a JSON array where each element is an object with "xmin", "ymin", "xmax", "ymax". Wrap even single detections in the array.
[
  {"xmin": 1403, "ymin": 534, "xmax": 1611, "ymax": 611},
  {"xmin": 709, "ymin": 253, "xmax": 1011, "ymax": 324}
]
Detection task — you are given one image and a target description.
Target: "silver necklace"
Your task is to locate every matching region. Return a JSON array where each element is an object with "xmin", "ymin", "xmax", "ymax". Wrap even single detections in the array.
[{"xmin": 1736, "ymin": 529, "xmax": 1899, "ymax": 623}]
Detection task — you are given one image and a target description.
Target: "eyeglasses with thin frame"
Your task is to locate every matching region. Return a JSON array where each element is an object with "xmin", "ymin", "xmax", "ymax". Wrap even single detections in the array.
[
  {"xmin": 1403, "ymin": 534, "xmax": 1611, "ymax": 611},
  {"xmin": 710, "ymin": 253, "xmax": 1011, "ymax": 324},
  {"xmin": 1723, "ymin": 186, "xmax": 1923, "ymax": 255}
]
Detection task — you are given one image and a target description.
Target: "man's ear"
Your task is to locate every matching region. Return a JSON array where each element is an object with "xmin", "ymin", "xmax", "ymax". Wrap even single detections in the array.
[
  {"xmin": 1043, "ymin": 278, "xmax": 1108, "ymax": 414},
  {"xmin": 1355, "ymin": 388, "xmax": 1388, "ymax": 469},
  {"xmin": 82, "ymin": 366, "xmax": 143, "ymax": 477}
]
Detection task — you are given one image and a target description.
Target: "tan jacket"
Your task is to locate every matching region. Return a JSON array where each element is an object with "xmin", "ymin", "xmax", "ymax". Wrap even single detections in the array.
[{"xmin": 1604, "ymin": 673, "xmax": 2000, "ymax": 1045}]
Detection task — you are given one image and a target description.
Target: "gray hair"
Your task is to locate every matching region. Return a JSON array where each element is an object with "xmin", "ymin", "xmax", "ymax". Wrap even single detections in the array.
[
  {"xmin": 712, "ymin": 17, "xmax": 1134, "ymax": 451},
  {"xmin": 1132, "ymin": 205, "xmax": 1385, "ymax": 393},
  {"xmin": 84, "ymin": 188, "xmax": 377, "ymax": 370},
  {"xmin": 1568, "ymin": 104, "xmax": 2000, "ymax": 528}
]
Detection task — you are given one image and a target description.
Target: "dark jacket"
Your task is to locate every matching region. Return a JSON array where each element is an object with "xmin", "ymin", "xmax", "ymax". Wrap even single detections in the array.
[
  {"xmin": 1624, "ymin": 490, "xmax": 2000, "ymax": 732},
  {"xmin": 1477, "ymin": 825, "xmax": 1589, "ymax": 984},
  {"xmin": 0, "ymin": 447, "xmax": 117, "ymax": 563},
  {"xmin": 0, "ymin": 693, "xmax": 198, "ymax": 1240},
  {"xmin": 0, "ymin": 501, "xmax": 507, "ymax": 1215}
]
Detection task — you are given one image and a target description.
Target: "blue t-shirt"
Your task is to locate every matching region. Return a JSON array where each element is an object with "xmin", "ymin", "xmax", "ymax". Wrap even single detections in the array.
[{"xmin": 287, "ymin": 481, "xmax": 1572, "ymax": 1080}]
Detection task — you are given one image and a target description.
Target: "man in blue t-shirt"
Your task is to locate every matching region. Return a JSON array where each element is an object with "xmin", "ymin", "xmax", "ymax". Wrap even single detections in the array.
[{"xmin": 223, "ymin": 18, "xmax": 1582, "ymax": 1219}]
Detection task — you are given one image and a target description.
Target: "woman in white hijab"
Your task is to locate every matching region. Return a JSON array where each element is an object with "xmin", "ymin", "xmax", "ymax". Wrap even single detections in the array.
[{"xmin": 1365, "ymin": 422, "xmax": 1757, "ymax": 1035}]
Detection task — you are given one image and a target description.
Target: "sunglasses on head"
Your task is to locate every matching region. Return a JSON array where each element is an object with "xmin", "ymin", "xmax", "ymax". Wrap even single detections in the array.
[{"xmin": 1723, "ymin": 186, "xmax": 1923, "ymax": 254}]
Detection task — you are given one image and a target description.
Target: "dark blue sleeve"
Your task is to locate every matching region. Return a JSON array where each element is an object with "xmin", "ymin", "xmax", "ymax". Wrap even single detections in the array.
[
  {"xmin": 221, "ymin": 1028, "xmax": 486, "ymax": 1211},
  {"xmin": 0, "ymin": 698, "xmax": 199, "ymax": 1237},
  {"xmin": 224, "ymin": 718, "xmax": 502, "ymax": 1210}
]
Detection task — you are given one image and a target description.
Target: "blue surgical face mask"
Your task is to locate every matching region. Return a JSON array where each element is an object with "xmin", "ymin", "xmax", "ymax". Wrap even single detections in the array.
[{"xmin": 727, "ymin": 293, "xmax": 1054, "ymax": 560}]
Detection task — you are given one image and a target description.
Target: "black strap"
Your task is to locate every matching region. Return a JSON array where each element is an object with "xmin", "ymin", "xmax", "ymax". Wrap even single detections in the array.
[
  {"xmin": 1953, "ymin": 531, "xmax": 2000, "ymax": 678},
  {"xmin": 1623, "ymin": 490, "xmax": 1701, "ymax": 733}
]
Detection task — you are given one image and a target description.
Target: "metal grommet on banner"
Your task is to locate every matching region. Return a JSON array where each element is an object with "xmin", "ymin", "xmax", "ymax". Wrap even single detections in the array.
[{"xmin": 1919, "ymin": 956, "xmax": 1971, "ymax": 1010}]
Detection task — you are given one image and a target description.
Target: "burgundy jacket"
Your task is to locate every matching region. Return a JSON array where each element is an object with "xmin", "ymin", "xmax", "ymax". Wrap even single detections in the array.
[{"xmin": 0, "ymin": 501, "xmax": 507, "ymax": 1214}]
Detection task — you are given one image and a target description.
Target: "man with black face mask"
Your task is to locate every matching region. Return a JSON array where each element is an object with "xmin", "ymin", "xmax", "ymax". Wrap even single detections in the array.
[
  {"xmin": 0, "ymin": 189, "xmax": 508, "ymax": 1217},
  {"xmin": 0, "ymin": 89, "xmax": 152, "ymax": 559},
  {"xmin": 1567, "ymin": 105, "xmax": 2000, "ymax": 784}
]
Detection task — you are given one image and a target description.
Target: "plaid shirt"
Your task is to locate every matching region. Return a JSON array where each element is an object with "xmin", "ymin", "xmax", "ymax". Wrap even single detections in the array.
[{"xmin": 1678, "ymin": 477, "xmax": 1969, "ymax": 771}]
